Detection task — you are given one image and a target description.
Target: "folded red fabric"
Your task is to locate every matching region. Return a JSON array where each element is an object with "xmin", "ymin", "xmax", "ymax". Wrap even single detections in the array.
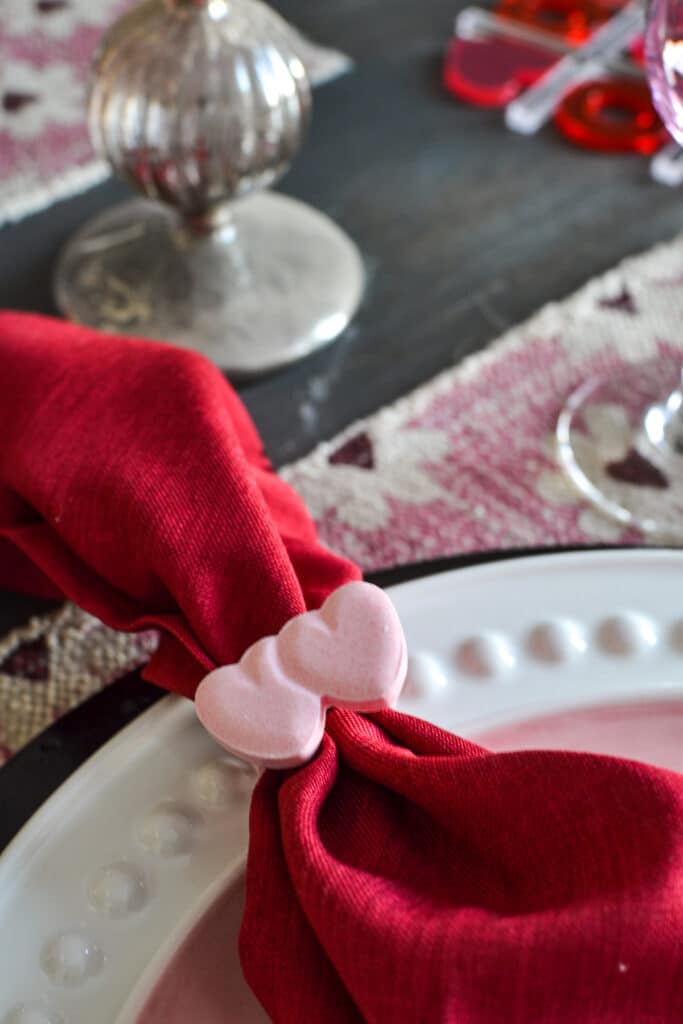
[
  {"xmin": 0, "ymin": 312, "xmax": 359, "ymax": 697},
  {"xmin": 1, "ymin": 311, "xmax": 682, "ymax": 1022},
  {"xmin": 244, "ymin": 710, "xmax": 683, "ymax": 1022}
]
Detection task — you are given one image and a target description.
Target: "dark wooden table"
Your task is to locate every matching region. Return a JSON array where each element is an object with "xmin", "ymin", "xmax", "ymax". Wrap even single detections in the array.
[{"xmin": 2, "ymin": 0, "xmax": 683, "ymax": 471}]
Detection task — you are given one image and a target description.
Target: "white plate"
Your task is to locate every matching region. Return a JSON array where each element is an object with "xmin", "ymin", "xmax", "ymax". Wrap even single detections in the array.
[{"xmin": 1, "ymin": 549, "xmax": 682, "ymax": 1024}]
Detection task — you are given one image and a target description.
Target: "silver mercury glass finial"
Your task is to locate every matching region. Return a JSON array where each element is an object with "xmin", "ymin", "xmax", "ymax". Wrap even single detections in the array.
[{"xmin": 54, "ymin": 0, "xmax": 364, "ymax": 376}]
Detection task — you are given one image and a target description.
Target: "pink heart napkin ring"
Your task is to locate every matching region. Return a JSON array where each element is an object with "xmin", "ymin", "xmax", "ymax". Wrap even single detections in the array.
[{"xmin": 195, "ymin": 582, "xmax": 408, "ymax": 769}]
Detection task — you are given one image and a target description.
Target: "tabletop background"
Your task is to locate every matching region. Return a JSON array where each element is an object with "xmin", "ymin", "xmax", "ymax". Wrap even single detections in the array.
[{"xmin": 2, "ymin": 0, "xmax": 683, "ymax": 470}]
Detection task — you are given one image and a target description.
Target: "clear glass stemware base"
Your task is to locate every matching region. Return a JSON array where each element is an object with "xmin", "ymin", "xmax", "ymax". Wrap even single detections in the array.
[
  {"xmin": 54, "ymin": 192, "xmax": 364, "ymax": 377},
  {"xmin": 557, "ymin": 354, "xmax": 683, "ymax": 537}
]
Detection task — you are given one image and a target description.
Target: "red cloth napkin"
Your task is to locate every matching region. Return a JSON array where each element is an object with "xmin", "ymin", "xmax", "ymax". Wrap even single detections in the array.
[
  {"xmin": 1, "ymin": 312, "xmax": 682, "ymax": 1022},
  {"xmin": 0, "ymin": 312, "xmax": 359, "ymax": 697}
]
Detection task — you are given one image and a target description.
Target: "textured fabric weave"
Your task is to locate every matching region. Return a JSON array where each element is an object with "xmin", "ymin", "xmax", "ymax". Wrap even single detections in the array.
[{"xmin": 243, "ymin": 710, "xmax": 683, "ymax": 1023}]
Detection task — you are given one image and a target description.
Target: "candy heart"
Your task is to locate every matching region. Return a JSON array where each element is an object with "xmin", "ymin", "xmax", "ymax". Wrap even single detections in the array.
[
  {"xmin": 195, "ymin": 581, "xmax": 407, "ymax": 769},
  {"xmin": 443, "ymin": 34, "xmax": 556, "ymax": 107}
]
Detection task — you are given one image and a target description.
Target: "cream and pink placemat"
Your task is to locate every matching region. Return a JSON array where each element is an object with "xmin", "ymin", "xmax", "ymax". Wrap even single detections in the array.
[{"xmin": 1, "ymin": 229, "xmax": 682, "ymax": 761}]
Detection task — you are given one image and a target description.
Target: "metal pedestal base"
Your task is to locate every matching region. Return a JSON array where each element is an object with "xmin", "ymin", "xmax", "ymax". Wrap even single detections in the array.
[{"xmin": 54, "ymin": 192, "xmax": 364, "ymax": 377}]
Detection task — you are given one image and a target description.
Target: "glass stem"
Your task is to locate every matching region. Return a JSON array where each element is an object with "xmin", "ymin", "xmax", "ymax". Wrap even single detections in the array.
[
  {"xmin": 643, "ymin": 368, "xmax": 683, "ymax": 456},
  {"xmin": 182, "ymin": 203, "xmax": 237, "ymax": 239}
]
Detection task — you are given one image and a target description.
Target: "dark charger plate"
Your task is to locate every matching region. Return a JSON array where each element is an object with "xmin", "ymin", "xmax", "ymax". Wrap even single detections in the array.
[{"xmin": 0, "ymin": 545, "xmax": 647, "ymax": 853}]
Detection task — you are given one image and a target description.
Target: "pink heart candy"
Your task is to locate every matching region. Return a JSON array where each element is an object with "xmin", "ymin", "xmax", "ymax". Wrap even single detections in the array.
[
  {"xmin": 195, "ymin": 581, "xmax": 407, "ymax": 769},
  {"xmin": 443, "ymin": 35, "xmax": 555, "ymax": 108}
]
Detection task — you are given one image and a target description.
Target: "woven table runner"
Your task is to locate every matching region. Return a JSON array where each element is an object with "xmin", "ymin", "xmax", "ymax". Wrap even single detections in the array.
[
  {"xmin": 2, "ymin": 230, "xmax": 682, "ymax": 762},
  {"xmin": 0, "ymin": 1, "xmax": 351, "ymax": 227}
]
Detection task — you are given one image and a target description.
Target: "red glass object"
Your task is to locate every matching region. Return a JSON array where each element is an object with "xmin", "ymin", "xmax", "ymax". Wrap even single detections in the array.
[
  {"xmin": 443, "ymin": 34, "xmax": 556, "ymax": 107},
  {"xmin": 555, "ymin": 78, "xmax": 668, "ymax": 153},
  {"xmin": 495, "ymin": 0, "xmax": 612, "ymax": 43},
  {"xmin": 628, "ymin": 35, "xmax": 645, "ymax": 64}
]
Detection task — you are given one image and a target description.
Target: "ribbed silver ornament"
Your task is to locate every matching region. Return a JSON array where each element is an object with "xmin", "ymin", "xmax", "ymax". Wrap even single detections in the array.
[
  {"xmin": 54, "ymin": 0, "xmax": 363, "ymax": 375},
  {"xmin": 87, "ymin": 0, "xmax": 311, "ymax": 225}
]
